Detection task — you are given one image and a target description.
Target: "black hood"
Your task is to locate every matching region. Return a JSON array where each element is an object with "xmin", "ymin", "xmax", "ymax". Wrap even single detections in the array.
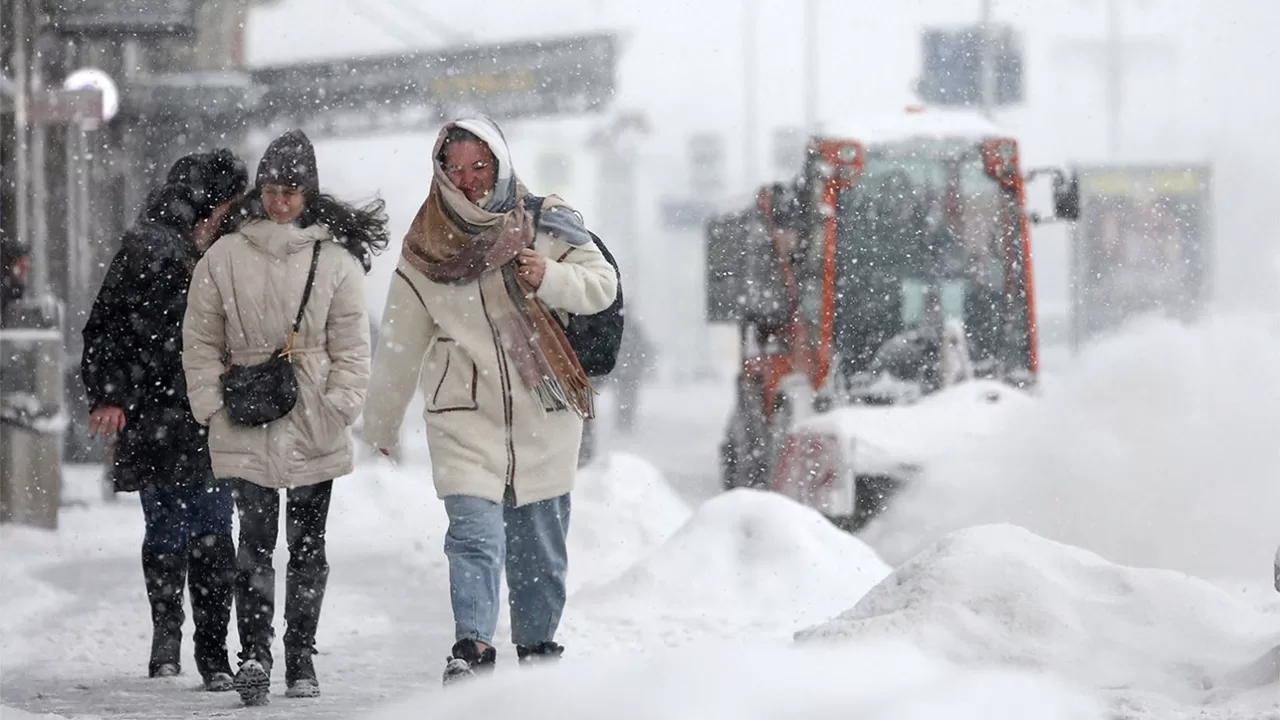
[{"xmin": 166, "ymin": 148, "xmax": 249, "ymax": 223}]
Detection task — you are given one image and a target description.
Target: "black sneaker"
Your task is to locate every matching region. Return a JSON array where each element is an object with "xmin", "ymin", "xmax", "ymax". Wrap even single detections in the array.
[
  {"xmin": 233, "ymin": 659, "xmax": 271, "ymax": 706},
  {"xmin": 442, "ymin": 639, "xmax": 496, "ymax": 686},
  {"xmin": 516, "ymin": 641, "xmax": 565, "ymax": 665}
]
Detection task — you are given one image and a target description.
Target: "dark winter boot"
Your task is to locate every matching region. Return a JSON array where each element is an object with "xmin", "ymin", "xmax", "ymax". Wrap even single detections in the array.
[
  {"xmin": 188, "ymin": 534, "xmax": 236, "ymax": 691},
  {"xmin": 516, "ymin": 641, "xmax": 565, "ymax": 666},
  {"xmin": 443, "ymin": 639, "xmax": 497, "ymax": 686},
  {"xmin": 282, "ymin": 559, "xmax": 328, "ymax": 698},
  {"xmin": 284, "ymin": 646, "xmax": 320, "ymax": 698},
  {"xmin": 233, "ymin": 562, "xmax": 276, "ymax": 705},
  {"xmin": 233, "ymin": 659, "xmax": 271, "ymax": 707},
  {"xmin": 142, "ymin": 547, "xmax": 187, "ymax": 678}
]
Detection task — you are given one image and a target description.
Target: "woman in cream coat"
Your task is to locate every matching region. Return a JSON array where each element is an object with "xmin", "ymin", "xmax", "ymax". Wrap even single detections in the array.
[
  {"xmin": 363, "ymin": 116, "xmax": 616, "ymax": 684},
  {"xmin": 183, "ymin": 129, "xmax": 387, "ymax": 705}
]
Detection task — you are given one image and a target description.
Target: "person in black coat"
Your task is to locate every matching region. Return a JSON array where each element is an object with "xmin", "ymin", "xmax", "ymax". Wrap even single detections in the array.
[{"xmin": 81, "ymin": 148, "xmax": 248, "ymax": 690}]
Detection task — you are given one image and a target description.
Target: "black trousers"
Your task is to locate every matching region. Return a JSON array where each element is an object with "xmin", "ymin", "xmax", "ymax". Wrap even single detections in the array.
[{"xmin": 232, "ymin": 479, "xmax": 333, "ymax": 669}]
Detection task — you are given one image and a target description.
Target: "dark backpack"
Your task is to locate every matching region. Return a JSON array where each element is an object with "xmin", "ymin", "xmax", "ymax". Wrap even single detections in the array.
[{"xmin": 524, "ymin": 195, "xmax": 624, "ymax": 377}]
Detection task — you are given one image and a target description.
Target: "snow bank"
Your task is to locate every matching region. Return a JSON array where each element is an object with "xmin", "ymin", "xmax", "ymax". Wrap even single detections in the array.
[
  {"xmin": 562, "ymin": 489, "xmax": 890, "ymax": 649},
  {"xmin": 328, "ymin": 457, "xmax": 449, "ymax": 556},
  {"xmin": 363, "ymin": 639, "xmax": 1105, "ymax": 720},
  {"xmin": 798, "ymin": 524, "xmax": 1280, "ymax": 713},
  {"xmin": 327, "ymin": 450, "xmax": 689, "ymax": 587},
  {"xmin": 861, "ymin": 315, "xmax": 1280, "ymax": 581},
  {"xmin": 567, "ymin": 452, "xmax": 692, "ymax": 591}
]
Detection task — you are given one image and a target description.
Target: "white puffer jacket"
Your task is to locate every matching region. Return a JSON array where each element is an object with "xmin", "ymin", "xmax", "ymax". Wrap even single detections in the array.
[{"xmin": 183, "ymin": 219, "xmax": 371, "ymax": 489}]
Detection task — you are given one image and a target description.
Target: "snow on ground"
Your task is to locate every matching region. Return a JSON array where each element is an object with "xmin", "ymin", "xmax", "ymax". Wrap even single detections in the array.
[
  {"xmin": 560, "ymin": 488, "xmax": 890, "ymax": 650},
  {"xmin": 797, "ymin": 524, "xmax": 1280, "ymax": 719},
  {"xmin": 0, "ymin": 449, "xmax": 699, "ymax": 719},
  {"xmin": 860, "ymin": 314, "xmax": 1280, "ymax": 584},
  {"xmin": 365, "ymin": 639, "xmax": 1106, "ymax": 720},
  {"xmin": 7, "ymin": 324, "xmax": 1280, "ymax": 720},
  {"xmin": 564, "ymin": 451, "xmax": 693, "ymax": 593}
]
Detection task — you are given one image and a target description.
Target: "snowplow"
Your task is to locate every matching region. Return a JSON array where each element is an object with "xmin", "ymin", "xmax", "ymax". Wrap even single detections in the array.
[{"xmin": 705, "ymin": 109, "xmax": 1079, "ymax": 532}]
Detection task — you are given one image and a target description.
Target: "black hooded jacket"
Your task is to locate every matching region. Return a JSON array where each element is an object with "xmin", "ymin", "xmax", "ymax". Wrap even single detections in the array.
[{"xmin": 81, "ymin": 184, "xmax": 213, "ymax": 492}]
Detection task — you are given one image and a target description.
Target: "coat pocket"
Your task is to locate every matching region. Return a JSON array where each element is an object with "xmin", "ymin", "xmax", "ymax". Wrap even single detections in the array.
[
  {"xmin": 291, "ymin": 385, "xmax": 347, "ymax": 459},
  {"xmin": 424, "ymin": 339, "xmax": 479, "ymax": 413}
]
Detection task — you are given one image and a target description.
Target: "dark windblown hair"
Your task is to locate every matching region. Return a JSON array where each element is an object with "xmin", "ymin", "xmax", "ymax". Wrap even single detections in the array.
[{"xmin": 228, "ymin": 188, "xmax": 390, "ymax": 273}]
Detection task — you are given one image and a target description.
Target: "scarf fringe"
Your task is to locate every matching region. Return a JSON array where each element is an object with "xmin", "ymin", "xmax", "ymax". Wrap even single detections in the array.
[{"xmin": 532, "ymin": 376, "xmax": 596, "ymax": 420}]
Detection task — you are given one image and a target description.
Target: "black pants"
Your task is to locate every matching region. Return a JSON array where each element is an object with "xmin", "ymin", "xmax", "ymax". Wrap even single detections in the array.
[
  {"xmin": 139, "ymin": 477, "xmax": 236, "ymax": 679},
  {"xmin": 232, "ymin": 479, "xmax": 333, "ymax": 670}
]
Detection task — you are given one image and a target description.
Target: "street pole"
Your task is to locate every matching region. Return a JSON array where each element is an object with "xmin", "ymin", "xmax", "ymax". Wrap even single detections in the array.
[
  {"xmin": 13, "ymin": 0, "xmax": 33, "ymax": 290},
  {"xmin": 979, "ymin": 0, "xmax": 996, "ymax": 119},
  {"xmin": 30, "ymin": 25, "xmax": 50, "ymax": 299},
  {"xmin": 1105, "ymin": 0, "xmax": 1122, "ymax": 159},
  {"xmin": 743, "ymin": 0, "xmax": 757, "ymax": 189},
  {"xmin": 803, "ymin": 0, "xmax": 818, "ymax": 133}
]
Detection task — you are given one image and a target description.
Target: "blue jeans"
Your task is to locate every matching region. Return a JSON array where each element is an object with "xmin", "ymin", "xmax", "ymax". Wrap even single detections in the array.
[
  {"xmin": 443, "ymin": 490, "xmax": 571, "ymax": 647},
  {"xmin": 139, "ymin": 479, "xmax": 235, "ymax": 559}
]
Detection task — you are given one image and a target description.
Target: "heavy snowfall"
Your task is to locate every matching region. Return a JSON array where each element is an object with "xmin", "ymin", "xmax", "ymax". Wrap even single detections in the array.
[{"xmin": 3, "ymin": 0, "xmax": 1280, "ymax": 719}]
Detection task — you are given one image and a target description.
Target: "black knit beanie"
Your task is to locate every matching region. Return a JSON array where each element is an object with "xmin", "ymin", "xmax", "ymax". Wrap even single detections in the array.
[
  {"xmin": 256, "ymin": 129, "xmax": 319, "ymax": 193},
  {"xmin": 165, "ymin": 148, "xmax": 249, "ymax": 223}
]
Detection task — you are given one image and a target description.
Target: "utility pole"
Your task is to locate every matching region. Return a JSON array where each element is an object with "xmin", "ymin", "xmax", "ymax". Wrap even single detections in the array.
[
  {"xmin": 1054, "ymin": 0, "xmax": 1175, "ymax": 162},
  {"xmin": 743, "ymin": 0, "xmax": 757, "ymax": 190},
  {"xmin": 979, "ymin": 0, "xmax": 996, "ymax": 119},
  {"xmin": 12, "ymin": 0, "xmax": 35, "ymax": 293},
  {"xmin": 1104, "ymin": 0, "xmax": 1122, "ymax": 159},
  {"xmin": 803, "ymin": 0, "xmax": 818, "ymax": 133},
  {"xmin": 29, "ymin": 8, "xmax": 51, "ymax": 298}
]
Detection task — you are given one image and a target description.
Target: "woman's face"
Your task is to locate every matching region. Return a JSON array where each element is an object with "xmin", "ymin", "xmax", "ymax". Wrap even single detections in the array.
[
  {"xmin": 442, "ymin": 140, "xmax": 498, "ymax": 205},
  {"xmin": 262, "ymin": 184, "xmax": 306, "ymax": 224}
]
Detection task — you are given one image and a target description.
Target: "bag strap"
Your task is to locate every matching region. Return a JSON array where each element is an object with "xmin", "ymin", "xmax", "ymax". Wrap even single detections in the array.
[
  {"xmin": 523, "ymin": 194, "xmax": 545, "ymax": 246},
  {"xmin": 283, "ymin": 240, "xmax": 323, "ymax": 360}
]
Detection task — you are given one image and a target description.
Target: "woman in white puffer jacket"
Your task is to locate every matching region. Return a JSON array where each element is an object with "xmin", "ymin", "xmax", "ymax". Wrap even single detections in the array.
[{"xmin": 183, "ymin": 129, "xmax": 388, "ymax": 705}]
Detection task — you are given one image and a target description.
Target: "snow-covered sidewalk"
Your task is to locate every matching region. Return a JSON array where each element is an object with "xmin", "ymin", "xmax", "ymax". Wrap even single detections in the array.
[{"xmin": 6, "ymin": 326, "xmax": 1280, "ymax": 720}]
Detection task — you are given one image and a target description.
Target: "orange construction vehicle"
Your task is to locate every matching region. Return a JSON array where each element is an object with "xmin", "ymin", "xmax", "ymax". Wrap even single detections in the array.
[{"xmin": 705, "ymin": 109, "xmax": 1078, "ymax": 530}]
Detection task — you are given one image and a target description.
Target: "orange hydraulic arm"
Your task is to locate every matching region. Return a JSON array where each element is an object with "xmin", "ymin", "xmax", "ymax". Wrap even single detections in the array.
[{"xmin": 805, "ymin": 139, "xmax": 864, "ymax": 391}]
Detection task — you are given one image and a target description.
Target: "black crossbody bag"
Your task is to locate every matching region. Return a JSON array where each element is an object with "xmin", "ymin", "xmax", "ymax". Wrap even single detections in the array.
[{"xmin": 220, "ymin": 241, "xmax": 322, "ymax": 427}]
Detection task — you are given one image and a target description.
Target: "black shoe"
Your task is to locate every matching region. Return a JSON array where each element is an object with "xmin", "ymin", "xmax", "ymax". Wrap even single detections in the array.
[
  {"xmin": 516, "ymin": 641, "xmax": 565, "ymax": 665},
  {"xmin": 284, "ymin": 646, "xmax": 320, "ymax": 698},
  {"xmin": 233, "ymin": 659, "xmax": 271, "ymax": 706},
  {"xmin": 442, "ymin": 639, "xmax": 496, "ymax": 686}
]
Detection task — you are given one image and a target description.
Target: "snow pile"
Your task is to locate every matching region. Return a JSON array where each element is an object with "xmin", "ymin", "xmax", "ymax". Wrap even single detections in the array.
[
  {"xmin": 567, "ymin": 452, "xmax": 693, "ymax": 591},
  {"xmin": 797, "ymin": 525, "xmax": 1280, "ymax": 714},
  {"xmin": 795, "ymin": 379, "xmax": 1032, "ymax": 477},
  {"xmin": 364, "ymin": 639, "xmax": 1105, "ymax": 720},
  {"xmin": 328, "ymin": 456, "xmax": 449, "ymax": 556},
  {"xmin": 562, "ymin": 489, "xmax": 890, "ymax": 649},
  {"xmin": 861, "ymin": 315, "xmax": 1280, "ymax": 581}
]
